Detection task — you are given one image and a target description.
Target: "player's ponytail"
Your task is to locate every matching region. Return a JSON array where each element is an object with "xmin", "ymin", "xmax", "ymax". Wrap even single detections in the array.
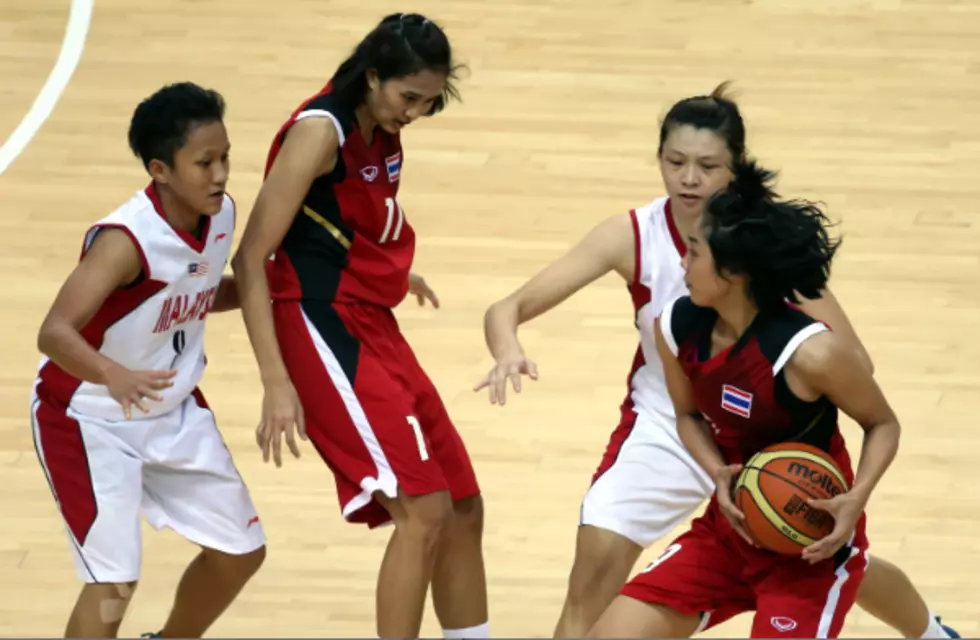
[
  {"xmin": 328, "ymin": 13, "xmax": 462, "ymax": 114},
  {"xmin": 702, "ymin": 157, "xmax": 841, "ymax": 310}
]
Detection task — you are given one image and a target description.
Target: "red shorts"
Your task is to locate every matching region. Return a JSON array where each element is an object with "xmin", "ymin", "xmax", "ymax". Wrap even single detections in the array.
[
  {"xmin": 622, "ymin": 498, "xmax": 869, "ymax": 638},
  {"xmin": 274, "ymin": 300, "xmax": 480, "ymax": 527}
]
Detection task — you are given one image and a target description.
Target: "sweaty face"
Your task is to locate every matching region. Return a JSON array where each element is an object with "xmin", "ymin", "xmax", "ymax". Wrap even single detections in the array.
[
  {"xmin": 681, "ymin": 217, "xmax": 738, "ymax": 308},
  {"xmin": 153, "ymin": 121, "xmax": 230, "ymax": 216},
  {"xmin": 659, "ymin": 125, "xmax": 735, "ymax": 218},
  {"xmin": 369, "ymin": 70, "xmax": 447, "ymax": 133}
]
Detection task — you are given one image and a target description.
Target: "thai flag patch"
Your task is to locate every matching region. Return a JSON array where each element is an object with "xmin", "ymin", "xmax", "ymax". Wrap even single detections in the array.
[
  {"xmin": 385, "ymin": 152, "xmax": 401, "ymax": 183},
  {"xmin": 721, "ymin": 384, "xmax": 753, "ymax": 418}
]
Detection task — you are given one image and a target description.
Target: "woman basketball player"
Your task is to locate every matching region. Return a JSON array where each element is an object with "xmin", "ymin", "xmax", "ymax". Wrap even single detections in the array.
[
  {"xmin": 232, "ymin": 13, "xmax": 488, "ymax": 640},
  {"xmin": 477, "ymin": 85, "xmax": 958, "ymax": 639},
  {"xmin": 588, "ymin": 156, "xmax": 897, "ymax": 638}
]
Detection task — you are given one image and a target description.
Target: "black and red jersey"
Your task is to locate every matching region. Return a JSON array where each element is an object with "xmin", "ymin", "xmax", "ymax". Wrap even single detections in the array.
[{"xmin": 264, "ymin": 83, "xmax": 414, "ymax": 308}]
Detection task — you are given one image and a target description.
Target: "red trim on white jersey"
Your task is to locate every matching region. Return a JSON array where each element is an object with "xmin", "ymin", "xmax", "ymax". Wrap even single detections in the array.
[
  {"xmin": 144, "ymin": 183, "xmax": 211, "ymax": 253},
  {"xmin": 664, "ymin": 198, "xmax": 687, "ymax": 258}
]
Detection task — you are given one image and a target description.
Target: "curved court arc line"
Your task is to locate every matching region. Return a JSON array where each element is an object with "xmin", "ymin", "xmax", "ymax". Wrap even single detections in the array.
[{"xmin": 0, "ymin": 0, "xmax": 94, "ymax": 176}]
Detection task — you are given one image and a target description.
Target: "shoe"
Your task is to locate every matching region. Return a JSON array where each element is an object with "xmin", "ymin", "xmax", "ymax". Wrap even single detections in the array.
[
  {"xmin": 937, "ymin": 617, "xmax": 960, "ymax": 639},
  {"xmin": 140, "ymin": 633, "xmax": 161, "ymax": 638}
]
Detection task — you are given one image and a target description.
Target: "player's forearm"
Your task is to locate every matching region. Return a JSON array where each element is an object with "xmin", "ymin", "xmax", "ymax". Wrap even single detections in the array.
[
  {"xmin": 37, "ymin": 320, "xmax": 119, "ymax": 385},
  {"xmin": 231, "ymin": 255, "xmax": 290, "ymax": 384},
  {"xmin": 850, "ymin": 420, "xmax": 900, "ymax": 503},
  {"xmin": 210, "ymin": 275, "xmax": 239, "ymax": 313},
  {"xmin": 677, "ymin": 414, "xmax": 726, "ymax": 478},
  {"xmin": 483, "ymin": 299, "xmax": 525, "ymax": 360}
]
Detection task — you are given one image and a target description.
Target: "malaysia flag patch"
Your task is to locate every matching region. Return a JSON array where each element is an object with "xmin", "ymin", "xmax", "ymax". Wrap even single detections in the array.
[
  {"xmin": 721, "ymin": 384, "xmax": 753, "ymax": 418},
  {"xmin": 385, "ymin": 152, "xmax": 402, "ymax": 183}
]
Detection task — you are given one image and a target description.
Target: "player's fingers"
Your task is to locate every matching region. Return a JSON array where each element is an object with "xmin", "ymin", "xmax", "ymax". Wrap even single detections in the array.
[
  {"xmin": 473, "ymin": 375, "xmax": 490, "ymax": 392},
  {"xmin": 133, "ymin": 397, "xmax": 150, "ymax": 414},
  {"xmin": 426, "ymin": 288, "xmax": 440, "ymax": 309},
  {"xmin": 285, "ymin": 425, "xmax": 301, "ymax": 459},
  {"xmin": 295, "ymin": 404, "xmax": 308, "ymax": 441},
  {"xmin": 137, "ymin": 385, "xmax": 164, "ymax": 402},
  {"xmin": 121, "ymin": 399, "xmax": 132, "ymax": 421},
  {"xmin": 509, "ymin": 369, "xmax": 522, "ymax": 394},
  {"xmin": 147, "ymin": 369, "xmax": 178, "ymax": 379},
  {"xmin": 416, "ymin": 292, "xmax": 425, "ymax": 306},
  {"xmin": 807, "ymin": 498, "xmax": 836, "ymax": 513},
  {"xmin": 271, "ymin": 424, "xmax": 283, "ymax": 468},
  {"xmin": 526, "ymin": 359, "xmax": 539, "ymax": 380}
]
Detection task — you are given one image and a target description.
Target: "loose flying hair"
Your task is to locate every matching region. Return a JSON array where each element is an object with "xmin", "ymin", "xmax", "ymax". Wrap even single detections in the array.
[
  {"xmin": 128, "ymin": 82, "xmax": 226, "ymax": 171},
  {"xmin": 329, "ymin": 12, "xmax": 462, "ymax": 114},
  {"xmin": 658, "ymin": 81, "xmax": 747, "ymax": 164},
  {"xmin": 702, "ymin": 158, "xmax": 841, "ymax": 310}
]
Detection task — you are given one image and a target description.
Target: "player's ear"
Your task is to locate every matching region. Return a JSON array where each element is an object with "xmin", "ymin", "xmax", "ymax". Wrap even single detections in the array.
[
  {"xmin": 366, "ymin": 69, "xmax": 380, "ymax": 92},
  {"xmin": 147, "ymin": 158, "xmax": 170, "ymax": 184}
]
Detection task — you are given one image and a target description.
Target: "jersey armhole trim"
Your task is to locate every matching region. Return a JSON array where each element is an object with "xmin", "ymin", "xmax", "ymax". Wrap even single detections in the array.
[
  {"xmin": 295, "ymin": 109, "xmax": 346, "ymax": 147},
  {"xmin": 659, "ymin": 296, "xmax": 680, "ymax": 356},
  {"xmin": 81, "ymin": 223, "xmax": 152, "ymax": 283},
  {"xmin": 628, "ymin": 208, "xmax": 641, "ymax": 287},
  {"xmin": 772, "ymin": 322, "xmax": 829, "ymax": 375}
]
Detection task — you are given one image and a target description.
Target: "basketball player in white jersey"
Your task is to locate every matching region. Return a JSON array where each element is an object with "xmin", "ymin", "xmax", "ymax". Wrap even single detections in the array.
[
  {"xmin": 32, "ymin": 82, "xmax": 266, "ymax": 639},
  {"xmin": 476, "ymin": 84, "xmax": 959, "ymax": 640}
]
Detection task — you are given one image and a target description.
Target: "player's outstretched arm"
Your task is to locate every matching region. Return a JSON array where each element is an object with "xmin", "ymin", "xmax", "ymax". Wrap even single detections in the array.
[
  {"xmin": 37, "ymin": 228, "xmax": 177, "ymax": 418},
  {"xmin": 231, "ymin": 116, "xmax": 339, "ymax": 466},
  {"xmin": 476, "ymin": 213, "xmax": 633, "ymax": 405},
  {"xmin": 787, "ymin": 330, "xmax": 901, "ymax": 563},
  {"xmin": 796, "ymin": 287, "xmax": 874, "ymax": 375}
]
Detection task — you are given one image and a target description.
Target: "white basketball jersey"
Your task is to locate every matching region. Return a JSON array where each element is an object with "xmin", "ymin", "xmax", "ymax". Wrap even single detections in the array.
[
  {"xmin": 623, "ymin": 197, "xmax": 689, "ymax": 425},
  {"xmin": 35, "ymin": 184, "xmax": 235, "ymax": 421}
]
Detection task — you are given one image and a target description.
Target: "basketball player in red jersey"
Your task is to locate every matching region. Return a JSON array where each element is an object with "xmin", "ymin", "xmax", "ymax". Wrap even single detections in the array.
[
  {"xmin": 33, "ymin": 83, "xmax": 265, "ymax": 638},
  {"xmin": 479, "ymin": 85, "xmax": 958, "ymax": 639},
  {"xmin": 231, "ymin": 13, "xmax": 487, "ymax": 640},
  {"xmin": 586, "ymin": 157, "xmax": 900, "ymax": 638}
]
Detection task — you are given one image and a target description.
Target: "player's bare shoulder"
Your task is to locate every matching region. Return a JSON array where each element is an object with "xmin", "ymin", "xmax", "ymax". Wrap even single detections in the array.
[
  {"xmin": 82, "ymin": 226, "xmax": 144, "ymax": 286},
  {"xmin": 782, "ymin": 327, "xmax": 844, "ymax": 402}
]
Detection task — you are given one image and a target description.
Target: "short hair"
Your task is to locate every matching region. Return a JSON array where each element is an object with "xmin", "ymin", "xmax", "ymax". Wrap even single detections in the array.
[
  {"xmin": 127, "ymin": 82, "xmax": 226, "ymax": 170},
  {"xmin": 702, "ymin": 158, "xmax": 841, "ymax": 310},
  {"xmin": 329, "ymin": 13, "xmax": 462, "ymax": 114}
]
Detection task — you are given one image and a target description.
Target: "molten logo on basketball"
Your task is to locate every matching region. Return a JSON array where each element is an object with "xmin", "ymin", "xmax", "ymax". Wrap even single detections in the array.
[{"xmin": 786, "ymin": 461, "xmax": 842, "ymax": 497}]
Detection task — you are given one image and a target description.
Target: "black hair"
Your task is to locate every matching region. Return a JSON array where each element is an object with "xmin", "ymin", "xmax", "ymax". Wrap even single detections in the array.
[
  {"xmin": 702, "ymin": 158, "xmax": 841, "ymax": 310},
  {"xmin": 658, "ymin": 81, "xmax": 746, "ymax": 163},
  {"xmin": 329, "ymin": 12, "xmax": 462, "ymax": 114},
  {"xmin": 128, "ymin": 82, "xmax": 226, "ymax": 171}
]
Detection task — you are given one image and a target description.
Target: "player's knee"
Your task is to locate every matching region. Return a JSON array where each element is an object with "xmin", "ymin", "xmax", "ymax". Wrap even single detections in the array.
[
  {"xmin": 398, "ymin": 490, "xmax": 454, "ymax": 551},
  {"xmin": 451, "ymin": 494, "xmax": 484, "ymax": 540},
  {"xmin": 202, "ymin": 545, "xmax": 266, "ymax": 582},
  {"xmin": 79, "ymin": 581, "xmax": 139, "ymax": 624},
  {"xmin": 566, "ymin": 528, "xmax": 640, "ymax": 603}
]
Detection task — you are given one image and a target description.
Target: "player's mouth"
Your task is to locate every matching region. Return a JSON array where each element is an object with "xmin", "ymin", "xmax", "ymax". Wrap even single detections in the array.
[
  {"xmin": 208, "ymin": 189, "xmax": 225, "ymax": 202},
  {"xmin": 678, "ymin": 193, "xmax": 702, "ymax": 205}
]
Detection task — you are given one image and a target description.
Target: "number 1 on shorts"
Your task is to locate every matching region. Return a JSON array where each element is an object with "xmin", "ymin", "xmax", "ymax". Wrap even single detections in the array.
[{"xmin": 407, "ymin": 415, "xmax": 429, "ymax": 461}]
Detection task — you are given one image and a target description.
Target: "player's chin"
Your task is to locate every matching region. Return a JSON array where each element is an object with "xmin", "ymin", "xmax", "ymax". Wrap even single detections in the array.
[{"xmin": 200, "ymin": 193, "xmax": 224, "ymax": 215}]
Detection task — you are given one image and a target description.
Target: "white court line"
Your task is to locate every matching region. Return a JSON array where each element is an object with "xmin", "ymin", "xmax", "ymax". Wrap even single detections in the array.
[{"xmin": 0, "ymin": 0, "xmax": 94, "ymax": 176}]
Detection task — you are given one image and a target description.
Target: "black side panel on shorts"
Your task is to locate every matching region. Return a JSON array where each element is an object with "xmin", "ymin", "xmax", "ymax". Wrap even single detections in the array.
[{"xmin": 301, "ymin": 300, "xmax": 361, "ymax": 385}]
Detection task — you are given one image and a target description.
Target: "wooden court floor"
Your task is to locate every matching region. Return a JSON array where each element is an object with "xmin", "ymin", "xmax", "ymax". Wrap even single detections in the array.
[{"xmin": 2, "ymin": 0, "xmax": 979, "ymax": 636}]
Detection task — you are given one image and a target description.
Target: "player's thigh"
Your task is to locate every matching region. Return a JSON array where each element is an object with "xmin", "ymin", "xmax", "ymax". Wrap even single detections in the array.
[
  {"xmin": 621, "ymin": 520, "xmax": 753, "ymax": 631},
  {"xmin": 588, "ymin": 594, "xmax": 703, "ymax": 639},
  {"xmin": 753, "ymin": 541, "xmax": 870, "ymax": 638},
  {"xmin": 142, "ymin": 391, "xmax": 266, "ymax": 555},
  {"xmin": 275, "ymin": 301, "xmax": 449, "ymax": 499},
  {"xmin": 582, "ymin": 410, "xmax": 714, "ymax": 548},
  {"xmin": 31, "ymin": 399, "xmax": 144, "ymax": 582},
  {"xmin": 399, "ymin": 338, "xmax": 480, "ymax": 502}
]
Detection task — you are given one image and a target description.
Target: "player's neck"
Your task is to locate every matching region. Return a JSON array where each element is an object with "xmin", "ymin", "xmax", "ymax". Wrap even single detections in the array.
[
  {"xmin": 354, "ymin": 104, "xmax": 378, "ymax": 144},
  {"xmin": 669, "ymin": 200, "xmax": 699, "ymax": 250},
  {"xmin": 155, "ymin": 183, "xmax": 204, "ymax": 235},
  {"xmin": 713, "ymin": 295, "xmax": 759, "ymax": 340}
]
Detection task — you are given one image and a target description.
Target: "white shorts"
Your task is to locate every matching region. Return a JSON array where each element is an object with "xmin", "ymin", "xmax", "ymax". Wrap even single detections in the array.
[
  {"xmin": 31, "ymin": 387, "xmax": 266, "ymax": 583},
  {"xmin": 581, "ymin": 407, "xmax": 714, "ymax": 548}
]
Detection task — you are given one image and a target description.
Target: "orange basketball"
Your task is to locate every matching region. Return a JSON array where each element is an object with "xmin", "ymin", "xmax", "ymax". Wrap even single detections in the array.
[{"xmin": 733, "ymin": 442, "xmax": 848, "ymax": 555}]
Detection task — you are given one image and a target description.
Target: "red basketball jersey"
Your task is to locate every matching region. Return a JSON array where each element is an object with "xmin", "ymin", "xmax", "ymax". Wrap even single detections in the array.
[
  {"xmin": 660, "ymin": 295, "xmax": 855, "ymax": 482},
  {"xmin": 264, "ymin": 83, "xmax": 414, "ymax": 308}
]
